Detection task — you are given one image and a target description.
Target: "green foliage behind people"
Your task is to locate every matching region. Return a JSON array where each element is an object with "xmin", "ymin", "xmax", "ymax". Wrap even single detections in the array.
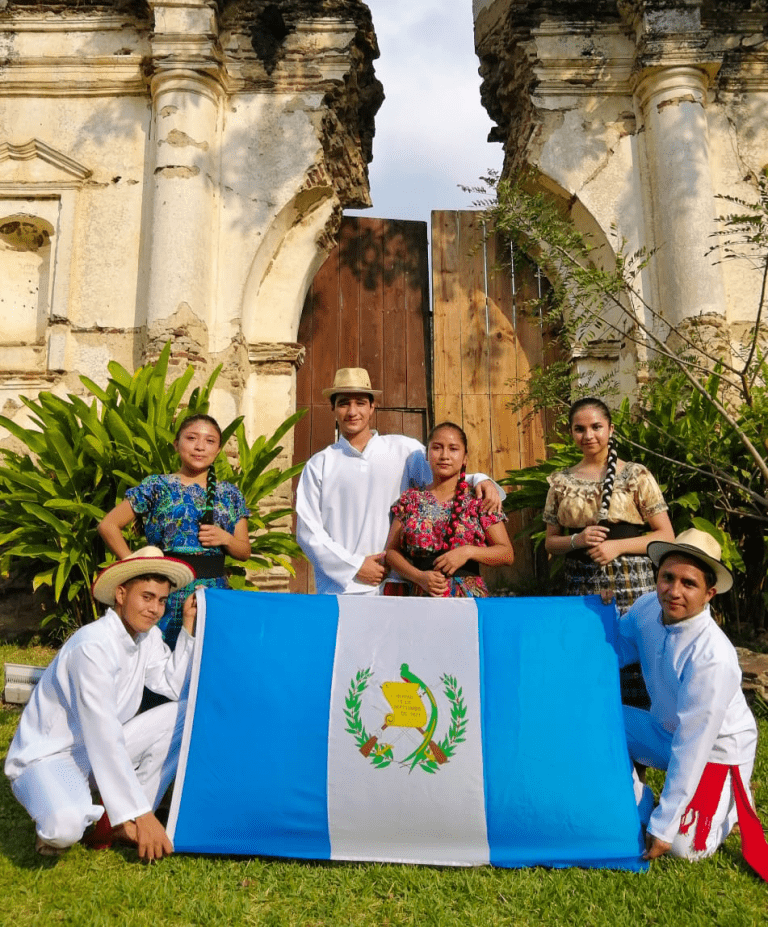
[
  {"xmin": 478, "ymin": 171, "xmax": 768, "ymax": 634},
  {"xmin": 0, "ymin": 343, "xmax": 304, "ymax": 635}
]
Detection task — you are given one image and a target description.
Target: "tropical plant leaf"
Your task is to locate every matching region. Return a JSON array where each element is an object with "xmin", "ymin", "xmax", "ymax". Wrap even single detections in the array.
[{"xmin": 0, "ymin": 342, "xmax": 305, "ymax": 635}]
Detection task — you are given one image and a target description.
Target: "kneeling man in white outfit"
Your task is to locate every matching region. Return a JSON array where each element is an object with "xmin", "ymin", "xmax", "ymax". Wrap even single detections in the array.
[
  {"xmin": 5, "ymin": 547, "xmax": 197, "ymax": 860},
  {"xmin": 617, "ymin": 528, "xmax": 768, "ymax": 875}
]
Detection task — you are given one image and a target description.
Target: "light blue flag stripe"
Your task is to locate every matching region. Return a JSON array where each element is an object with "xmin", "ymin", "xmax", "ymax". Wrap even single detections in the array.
[
  {"xmin": 171, "ymin": 589, "xmax": 339, "ymax": 857},
  {"xmin": 480, "ymin": 595, "xmax": 647, "ymax": 871}
]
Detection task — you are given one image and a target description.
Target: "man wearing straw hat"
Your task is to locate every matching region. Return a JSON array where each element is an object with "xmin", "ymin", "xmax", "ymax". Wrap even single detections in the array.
[
  {"xmin": 5, "ymin": 547, "xmax": 197, "ymax": 860},
  {"xmin": 617, "ymin": 528, "xmax": 767, "ymax": 875},
  {"xmin": 296, "ymin": 367, "xmax": 503, "ymax": 595}
]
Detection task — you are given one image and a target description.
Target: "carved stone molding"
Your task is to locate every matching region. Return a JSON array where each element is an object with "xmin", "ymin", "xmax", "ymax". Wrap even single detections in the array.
[
  {"xmin": 0, "ymin": 139, "xmax": 91, "ymax": 190},
  {"xmin": 248, "ymin": 341, "xmax": 306, "ymax": 374},
  {"xmin": 571, "ymin": 340, "xmax": 622, "ymax": 360}
]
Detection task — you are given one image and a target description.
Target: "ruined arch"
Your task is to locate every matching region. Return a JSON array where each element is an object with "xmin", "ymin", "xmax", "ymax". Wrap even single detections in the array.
[
  {"xmin": 507, "ymin": 170, "xmax": 643, "ymax": 396},
  {"xmin": 240, "ymin": 186, "xmax": 338, "ymax": 347}
]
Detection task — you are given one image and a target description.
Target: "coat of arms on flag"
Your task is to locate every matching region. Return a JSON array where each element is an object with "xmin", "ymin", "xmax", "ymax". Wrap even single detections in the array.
[
  {"xmin": 348, "ymin": 664, "xmax": 465, "ymax": 773},
  {"xmin": 168, "ymin": 589, "xmax": 647, "ymax": 871}
]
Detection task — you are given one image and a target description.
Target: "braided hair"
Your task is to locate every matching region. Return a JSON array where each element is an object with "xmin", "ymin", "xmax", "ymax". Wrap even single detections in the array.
[
  {"xmin": 200, "ymin": 466, "xmax": 217, "ymax": 525},
  {"xmin": 596, "ymin": 435, "xmax": 618, "ymax": 525},
  {"xmin": 428, "ymin": 422, "xmax": 469, "ymax": 552},
  {"xmin": 442, "ymin": 461, "xmax": 468, "ymax": 551}
]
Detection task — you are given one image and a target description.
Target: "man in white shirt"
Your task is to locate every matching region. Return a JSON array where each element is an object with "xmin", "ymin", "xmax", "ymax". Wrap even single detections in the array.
[
  {"xmin": 296, "ymin": 367, "xmax": 503, "ymax": 595},
  {"xmin": 617, "ymin": 529, "xmax": 763, "ymax": 868},
  {"xmin": 5, "ymin": 547, "xmax": 197, "ymax": 860}
]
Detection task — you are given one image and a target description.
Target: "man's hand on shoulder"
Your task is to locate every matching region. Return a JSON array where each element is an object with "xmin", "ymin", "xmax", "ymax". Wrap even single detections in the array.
[
  {"xmin": 643, "ymin": 833, "xmax": 671, "ymax": 860},
  {"xmin": 475, "ymin": 480, "xmax": 502, "ymax": 514},
  {"xmin": 355, "ymin": 553, "xmax": 387, "ymax": 586}
]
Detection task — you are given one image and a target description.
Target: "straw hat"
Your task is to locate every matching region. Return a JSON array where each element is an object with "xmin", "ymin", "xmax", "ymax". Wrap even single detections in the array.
[
  {"xmin": 321, "ymin": 367, "xmax": 382, "ymax": 400},
  {"xmin": 647, "ymin": 528, "xmax": 732, "ymax": 594},
  {"xmin": 92, "ymin": 546, "xmax": 195, "ymax": 605}
]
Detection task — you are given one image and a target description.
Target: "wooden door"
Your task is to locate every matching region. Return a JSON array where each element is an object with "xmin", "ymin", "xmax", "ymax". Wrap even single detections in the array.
[
  {"xmin": 431, "ymin": 211, "xmax": 555, "ymax": 590},
  {"xmin": 291, "ymin": 216, "xmax": 431, "ymax": 592}
]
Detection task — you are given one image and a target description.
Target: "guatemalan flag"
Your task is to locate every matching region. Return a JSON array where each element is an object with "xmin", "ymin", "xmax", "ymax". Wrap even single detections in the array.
[{"xmin": 167, "ymin": 589, "xmax": 647, "ymax": 871}]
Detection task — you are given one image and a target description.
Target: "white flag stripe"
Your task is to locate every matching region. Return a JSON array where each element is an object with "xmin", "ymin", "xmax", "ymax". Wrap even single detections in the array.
[
  {"xmin": 327, "ymin": 597, "xmax": 489, "ymax": 866},
  {"xmin": 166, "ymin": 587, "xmax": 207, "ymax": 842}
]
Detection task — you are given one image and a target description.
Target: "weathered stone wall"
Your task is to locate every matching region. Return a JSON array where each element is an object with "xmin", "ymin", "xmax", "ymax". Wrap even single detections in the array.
[
  {"xmin": 473, "ymin": 0, "xmax": 768, "ymax": 393},
  {"xmin": 0, "ymin": 0, "xmax": 381, "ymax": 590},
  {"xmin": 0, "ymin": 0, "xmax": 380, "ymax": 438}
]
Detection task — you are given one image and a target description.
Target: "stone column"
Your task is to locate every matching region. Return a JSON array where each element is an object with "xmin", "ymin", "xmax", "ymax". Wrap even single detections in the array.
[
  {"xmin": 144, "ymin": 0, "xmax": 223, "ymax": 356},
  {"xmin": 634, "ymin": 64, "xmax": 726, "ymax": 329}
]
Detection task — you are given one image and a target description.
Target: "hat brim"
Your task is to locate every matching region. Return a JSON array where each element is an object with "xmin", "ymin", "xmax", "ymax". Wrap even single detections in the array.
[
  {"xmin": 647, "ymin": 541, "xmax": 733, "ymax": 594},
  {"xmin": 92, "ymin": 556, "xmax": 195, "ymax": 605},
  {"xmin": 321, "ymin": 386, "xmax": 383, "ymax": 399}
]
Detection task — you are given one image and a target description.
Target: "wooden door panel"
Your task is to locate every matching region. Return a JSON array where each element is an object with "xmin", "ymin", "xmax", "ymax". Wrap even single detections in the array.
[
  {"xmin": 291, "ymin": 217, "xmax": 430, "ymax": 592},
  {"xmin": 432, "ymin": 212, "xmax": 552, "ymax": 591}
]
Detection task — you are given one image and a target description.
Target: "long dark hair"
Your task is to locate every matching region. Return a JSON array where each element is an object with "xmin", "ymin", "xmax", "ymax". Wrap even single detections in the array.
[
  {"xmin": 174, "ymin": 413, "xmax": 221, "ymax": 524},
  {"xmin": 428, "ymin": 422, "xmax": 469, "ymax": 552}
]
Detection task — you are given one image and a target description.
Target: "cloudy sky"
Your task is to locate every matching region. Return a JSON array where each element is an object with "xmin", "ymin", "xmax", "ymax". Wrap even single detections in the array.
[{"xmin": 346, "ymin": 0, "xmax": 503, "ymax": 224}]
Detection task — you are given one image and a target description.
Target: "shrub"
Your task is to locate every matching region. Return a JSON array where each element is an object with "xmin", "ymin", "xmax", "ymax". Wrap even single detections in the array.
[{"xmin": 0, "ymin": 344, "xmax": 304, "ymax": 636}]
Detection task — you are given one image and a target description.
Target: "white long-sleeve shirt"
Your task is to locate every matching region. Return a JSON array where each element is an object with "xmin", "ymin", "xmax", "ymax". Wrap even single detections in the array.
[
  {"xmin": 295, "ymin": 431, "xmax": 502, "ymax": 595},
  {"xmin": 616, "ymin": 592, "xmax": 757, "ymax": 843},
  {"xmin": 5, "ymin": 609, "xmax": 193, "ymax": 826}
]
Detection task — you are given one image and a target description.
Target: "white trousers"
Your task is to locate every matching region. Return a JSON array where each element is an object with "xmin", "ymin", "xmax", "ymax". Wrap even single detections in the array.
[
  {"xmin": 11, "ymin": 700, "xmax": 186, "ymax": 849},
  {"xmin": 624, "ymin": 706, "xmax": 753, "ymax": 860}
]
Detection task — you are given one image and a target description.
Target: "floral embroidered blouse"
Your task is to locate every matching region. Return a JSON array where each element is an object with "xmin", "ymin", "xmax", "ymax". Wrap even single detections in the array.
[
  {"xmin": 124, "ymin": 474, "xmax": 249, "ymax": 648},
  {"xmin": 125, "ymin": 474, "xmax": 249, "ymax": 555},
  {"xmin": 543, "ymin": 462, "xmax": 668, "ymax": 530},
  {"xmin": 391, "ymin": 488, "xmax": 506, "ymax": 558}
]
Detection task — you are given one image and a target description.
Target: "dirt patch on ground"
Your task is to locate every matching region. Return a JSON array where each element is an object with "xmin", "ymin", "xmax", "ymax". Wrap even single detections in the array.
[{"xmin": 0, "ymin": 572, "xmax": 56, "ymax": 644}]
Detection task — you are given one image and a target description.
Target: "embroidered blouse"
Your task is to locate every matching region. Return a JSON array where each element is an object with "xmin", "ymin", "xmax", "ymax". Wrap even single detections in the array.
[
  {"xmin": 543, "ymin": 462, "xmax": 668, "ymax": 530},
  {"xmin": 125, "ymin": 474, "xmax": 249, "ymax": 554},
  {"xmin": 391, "ymin": 488, "xmax": 506, "ymax": 557}
]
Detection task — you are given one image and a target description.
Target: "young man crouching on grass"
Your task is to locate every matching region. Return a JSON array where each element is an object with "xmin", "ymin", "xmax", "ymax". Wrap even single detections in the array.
[
  {"xmin": 617, "ymin": 529, "xmax": 768, "ymax": 876},
  {"xmin": 4, "ymin": 547, "xmax": 197, "ymax": 861}
]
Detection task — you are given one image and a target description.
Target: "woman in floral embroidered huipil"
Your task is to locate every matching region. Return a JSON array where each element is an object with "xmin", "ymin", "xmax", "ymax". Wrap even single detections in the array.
[
  {"xmin": 385, "ymin": 422, "xmax": 513, "ymax": 597},
  {"xmin": 98, "ymin": 414, "xmax": 250, "ymax": 649}
]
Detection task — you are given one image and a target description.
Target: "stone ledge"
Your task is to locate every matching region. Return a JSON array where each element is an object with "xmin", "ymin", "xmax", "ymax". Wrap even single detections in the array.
[{"xmin": 736, "ymin": 648, "xmax": 768, "ymax": 701}]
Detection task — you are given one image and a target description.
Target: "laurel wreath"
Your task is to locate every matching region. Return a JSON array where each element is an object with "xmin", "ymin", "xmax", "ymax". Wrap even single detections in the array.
[
  {"xmin": 344, "ymin": 668, "xmax": 467, "ymax": 773},
  {"xmin": 344, "ymin": 668, "xmax": 392, "ymax": 768},
  {"xmin": 438, "ymin": 674, "xmax": 467, "ymax": 757}
]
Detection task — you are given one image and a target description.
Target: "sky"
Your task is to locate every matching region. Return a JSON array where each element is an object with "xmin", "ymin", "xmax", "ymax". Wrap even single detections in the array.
[{"xmin": 345, "ymin": 0, "xmax": 503, "ymax": 225}]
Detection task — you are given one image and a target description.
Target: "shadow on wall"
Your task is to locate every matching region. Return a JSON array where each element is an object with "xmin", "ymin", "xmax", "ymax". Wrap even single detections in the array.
[
  {"xmin": 70, "ymin": 0, "xmax": 381, "ymax": 231},
  {"xmin": 337, "ymin": 216, "xmax": 427, "ymax": 292}
]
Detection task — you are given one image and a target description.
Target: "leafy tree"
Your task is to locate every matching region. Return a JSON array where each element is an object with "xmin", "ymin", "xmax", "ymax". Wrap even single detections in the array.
[
  {"xmin": 478, "ymin": 173, "xmax": 768, "ymax": 633},
  {"xmin": 0, "ymin": 343, "xmax": 304, "ymax": 635}
]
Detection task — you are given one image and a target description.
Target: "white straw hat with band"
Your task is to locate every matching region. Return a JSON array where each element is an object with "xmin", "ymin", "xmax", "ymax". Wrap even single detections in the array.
[
  {"xmin": 321, "ymin": 367, "xmax": 383, "ymax": 400},
  {"xmin": 647, "ymin": 528, "xmax": 733, "ymax": 594},
  {"xmin": 92, "ymin": 546, "xmax": 196, "ymax": 605}
]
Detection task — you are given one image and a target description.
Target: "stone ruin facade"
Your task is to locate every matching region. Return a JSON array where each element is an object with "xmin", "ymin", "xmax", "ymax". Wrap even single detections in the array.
[
  {"xmin": 473, "ymin": 0, "xmax": 768, "ymax": 394},
  {"xmin": 0, "ymin": 0, "xmax": 381, "ymax": 443}
]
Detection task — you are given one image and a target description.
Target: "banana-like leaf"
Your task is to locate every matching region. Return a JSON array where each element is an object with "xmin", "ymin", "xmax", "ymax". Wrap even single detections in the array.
[
  {"xmin": 19, "ymin": 502, "xmax": 72, "ymax": 535},
  {"xmin": 0, "ymin": 341, "xmax": 305, "ymax": 632}
]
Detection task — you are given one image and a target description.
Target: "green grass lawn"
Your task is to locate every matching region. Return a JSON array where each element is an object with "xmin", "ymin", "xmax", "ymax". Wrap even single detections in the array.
[{"xmin": 2, "ymin": 644, "xmax": 767, "ymax": 927}]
